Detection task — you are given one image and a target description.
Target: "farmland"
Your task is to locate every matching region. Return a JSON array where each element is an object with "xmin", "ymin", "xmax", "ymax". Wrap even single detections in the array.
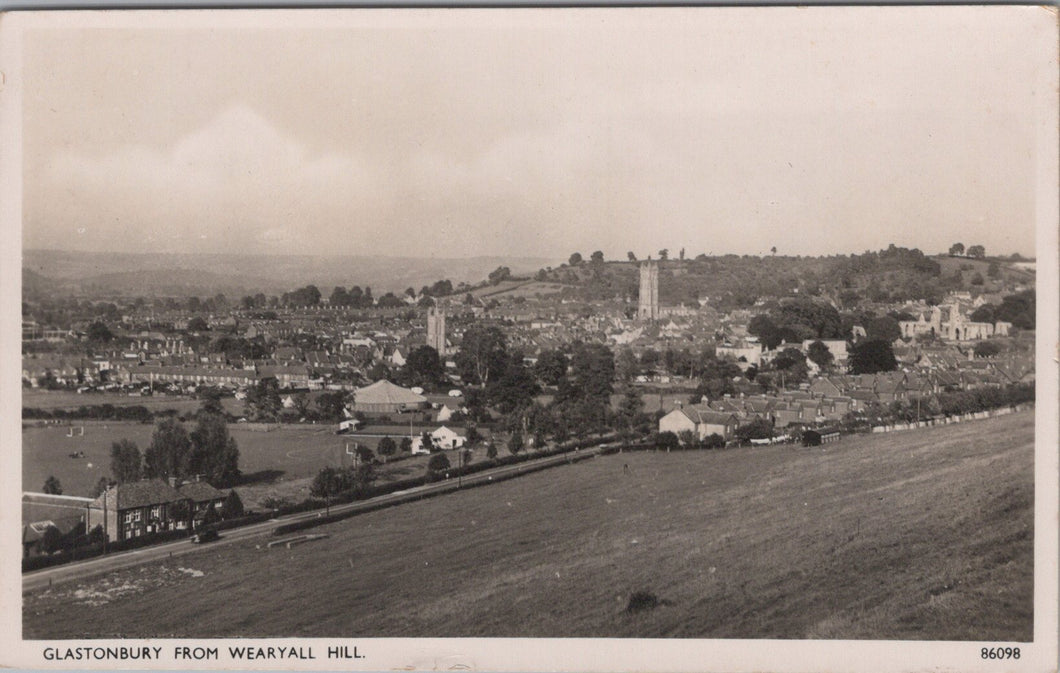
[{"xmin": 24, "ymin": 410, "xmax": 1034, "ymax": 640}]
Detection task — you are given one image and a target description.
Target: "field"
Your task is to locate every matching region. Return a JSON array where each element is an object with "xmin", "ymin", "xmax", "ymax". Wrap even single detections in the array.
[
  {"xmin": 23, "ymin": 422, "xmax": 420, "ymax": 500},
  {"xmin": 23, "ymin": 410, "xmax": 1033, "ymax": 640}
]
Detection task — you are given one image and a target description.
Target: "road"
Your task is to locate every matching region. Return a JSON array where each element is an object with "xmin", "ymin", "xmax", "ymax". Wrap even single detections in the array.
[{"xmin": 23, "ymin": 443, "xmax": 609, "ymax": 594}]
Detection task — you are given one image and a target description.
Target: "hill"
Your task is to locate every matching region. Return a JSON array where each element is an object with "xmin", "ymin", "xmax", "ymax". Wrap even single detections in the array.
[
  {"xmin": 22, "ymin": 250, "xmax": 559, "ymax": 298},
  {"xmin": 24, "ymin": 410, "xmax": 1033, "ymax": 640},
  {"xmin": 531, "ymin": 247, "xmax": 1034, "ymax": 310}
]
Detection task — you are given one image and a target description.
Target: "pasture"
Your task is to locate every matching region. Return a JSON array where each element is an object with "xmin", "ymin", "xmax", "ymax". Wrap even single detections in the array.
[
  {"xmin": 24, "ymin": 410, "xmax": 1034, "ymax": 640},
  {"xmin": 21, "ymin": 389, "xmax": 245, "ymax": 415},
  {"xmin": 22, "ymin": 422, "xmax": 412, "ymax": 499}
]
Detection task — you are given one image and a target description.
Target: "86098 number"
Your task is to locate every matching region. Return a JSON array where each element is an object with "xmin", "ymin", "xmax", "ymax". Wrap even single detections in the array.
[{"xmin": 981, "ymin": 647, "xmax": 1020, "ymax": 660}]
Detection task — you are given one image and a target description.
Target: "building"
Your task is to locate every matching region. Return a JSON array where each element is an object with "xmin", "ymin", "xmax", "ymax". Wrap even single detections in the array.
[
  {"xmin": 659, "ymin": 406, "xmax": 739, "ymax": 441},
  {"xmin": 177, "ymin": 481, "xmax": 230, "ymax": 528},
  {"xmin": 637, "ymin": 260, "xmax": 660, "ymax": 322},
  {"xmin": 899, "ymin": 304, "xmax": 1012, "ymax": 342},
  {"xmin": 427, "ymin": 307, "xmax": 447, "ymax": 356},
  {"xmin": 411, "ymin": 425, "xmax": 468, "ymax": 453},
  {"xmin": 87, "ymin": 480, "xmax": 192, "ymax": 542},
  {"xmin": 352, "ymin": 379, "xmax": 429, "ymax": 413}
]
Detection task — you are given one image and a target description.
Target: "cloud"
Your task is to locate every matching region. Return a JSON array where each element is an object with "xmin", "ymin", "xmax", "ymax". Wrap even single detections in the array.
[{"xmin": 38, "ymin": 105, "xmax": 380, "ymax": 254}]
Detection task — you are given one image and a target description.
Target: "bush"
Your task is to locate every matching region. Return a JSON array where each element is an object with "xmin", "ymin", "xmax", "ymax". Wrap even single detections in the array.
[{"xmin": 626, "ymin": 591, "xmax": 660, "ymax": 613}]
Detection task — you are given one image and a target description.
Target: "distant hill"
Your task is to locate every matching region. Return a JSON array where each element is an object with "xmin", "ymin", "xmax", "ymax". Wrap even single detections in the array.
[
  {"xmin": 22, "ymin": 250, "xmax": 559, "ymax": 299},
  {"xmin": 534, "ymin": 248, "xmax": 1035, "ymax": 310}
]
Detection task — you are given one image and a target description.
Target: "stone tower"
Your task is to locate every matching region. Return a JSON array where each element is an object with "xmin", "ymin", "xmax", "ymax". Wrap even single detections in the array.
[
  {"xmin": 638, "ymin": 259, "xmax": 659, "ymax": 322},
  {"xmin": 426, "ymin": 307, "xmax": 446, "ymax": 356}
]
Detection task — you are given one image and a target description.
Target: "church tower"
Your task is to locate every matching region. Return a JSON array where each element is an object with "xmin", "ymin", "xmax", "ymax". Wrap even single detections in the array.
[
  {"xmin": 638, "ymin": 259, "xmax": 659, "ymax": 322},
  {"xmin": 427, "ymin": 307, "xmax": 447, "ymax": 356}
]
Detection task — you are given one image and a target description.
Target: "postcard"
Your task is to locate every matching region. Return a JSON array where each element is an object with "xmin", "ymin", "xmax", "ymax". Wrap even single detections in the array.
[{"xmin": 1, "ymin": 6, "xmax": 1057, "ymax": 672}]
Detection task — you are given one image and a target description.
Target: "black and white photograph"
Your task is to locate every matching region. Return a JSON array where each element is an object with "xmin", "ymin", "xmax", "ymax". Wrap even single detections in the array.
[{"xmin": 1, "ymin": 6, "xmax": 1057, "ymax": 671}]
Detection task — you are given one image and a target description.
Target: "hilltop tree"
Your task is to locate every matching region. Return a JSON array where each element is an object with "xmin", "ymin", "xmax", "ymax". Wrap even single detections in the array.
[
  {"xmin": 488, "ymin": 266, "xmax": 512, "ymax": 285},
  {"xmin": 110, "ymin": 439, "xmax": 142, "ymax": 484},
  {"xmin": 568, "ymin": 252, "xmax": 583, "ymax": 266},
  {"xmin": 590, "ymin": 251, "xmax": 604, "ymax": 264},
  {"xmin": 949, "ymin": 242, "xmax": 965, "ymax": 256},
  {"xmin": 658, "ymin": 249, "xmax": 669, "ymax": 260},
  {"xmin": 627, "ymin": 251, "xmax": 637, "ymax": 262},
  {"xmin": 967, "ymin": 245, "xmax": 986, "ymax": 259},
  {"xmin": 143, "ymin": 418, "xmax": 192, "ymax": 483},
  {"xmin": 42, "ymin": 475, "xmax": 63, "ymax": 495}
]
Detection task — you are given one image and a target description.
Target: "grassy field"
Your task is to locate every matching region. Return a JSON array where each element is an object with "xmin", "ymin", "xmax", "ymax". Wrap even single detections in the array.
[
  {"xmin": 23, "ymin": 420, "xmax": 507, "ymax": 510},
  {"xmin": 23, "ymin": 410, "xmax": 1033, "ymax": 640}
]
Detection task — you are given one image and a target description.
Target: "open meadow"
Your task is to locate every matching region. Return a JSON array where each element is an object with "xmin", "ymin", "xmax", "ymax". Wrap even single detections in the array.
[{"xmin": 23, "ymin": 410, "xmax": 1034, "ymax": 640}]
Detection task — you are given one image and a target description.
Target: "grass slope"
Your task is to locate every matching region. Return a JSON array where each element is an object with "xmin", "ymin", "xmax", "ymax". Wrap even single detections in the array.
[{"xmin": 24, "ymin": 411, "xmax": 1033, "ymax": 640}]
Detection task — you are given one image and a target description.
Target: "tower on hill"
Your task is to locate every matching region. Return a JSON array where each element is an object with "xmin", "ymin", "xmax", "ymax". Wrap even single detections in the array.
[
  {"xmin": 427, "ymin": 307, "xmax": 446, "ymax": 356},
  {"xmin": 638, "ymin": 259, "xmax": 659, "ymax": 322}
]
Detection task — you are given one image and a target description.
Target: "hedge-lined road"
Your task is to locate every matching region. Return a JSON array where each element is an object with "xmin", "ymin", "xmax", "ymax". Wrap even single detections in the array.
[{"xmin": 23, "ymin": 445, "xmax": 608, "ymax": 594}]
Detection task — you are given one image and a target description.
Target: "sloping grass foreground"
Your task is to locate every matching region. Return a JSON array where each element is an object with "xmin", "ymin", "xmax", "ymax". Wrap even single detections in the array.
[{"xmin": 24, "ymin": 411, "xmax": 1033, "ymax": 640}]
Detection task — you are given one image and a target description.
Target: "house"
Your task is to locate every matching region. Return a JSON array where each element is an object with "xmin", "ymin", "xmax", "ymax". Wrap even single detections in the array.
[
  {"xmin": 87, "ymin": 479, "xmax": 191, "ymax": 542},
  {"xmin": 177, "ymin": 480, "xmax": 229, "ymax": 528},
  {"xmin": 658, "ymin": 406, "xmax": 740, "ymax": 441},
  {"xmin": 436, "ymin": 399, "xmax": 463, "ymax": 423},
  {"xmin": 411, "ymin": 426, "xmax": 468, "ymax": 453}
]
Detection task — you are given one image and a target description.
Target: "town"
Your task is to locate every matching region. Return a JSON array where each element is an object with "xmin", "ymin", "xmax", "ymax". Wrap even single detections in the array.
[{"xmin": 21, "ymin": 243, "xmax": 1035, "ymax": 563}]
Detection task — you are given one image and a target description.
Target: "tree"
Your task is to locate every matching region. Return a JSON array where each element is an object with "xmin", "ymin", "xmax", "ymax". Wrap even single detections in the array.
[
  {"xmin": 677, "ymin": 429, "xmax": 696, "ymax": 447},
  {"xmin": 949, "ymin": 243, "xmax": 965, "ymax": 256},
  {"xmin": 86, "ymin": 321, "xmax": 113, "ymax": 344},
  {"xmin": 402, "ymin": 345, "xmax": 445, "ymax": 388},
  {"xmin": 292, "ymin": 391, "xmax": 311, "ymax": 419},
  {"xmin": 329, "ymin": 286, "xmax": 350, "ymax": 307},
  {"xmin": 488, "ymin": 266, "xmax": 512, "ymax": 285},
  {"xmin": 420, "ymin": 431, "xmax": 436, "ymax": 453},
  {"xmin": 143, "ymin": 418, "xmax": 192, "ymax": 483},
  {"xmin": 974, "ymin": 341, "xmax": 1002, "ymax": 358},
  {"xmin": 590, "ymin": 251, "xmax": 604, "ymax": 264},
  {"xmin": 426, "ymin": 453, "xmax": 451, "ymax": 480},
  {"xmin": 865, "ymin": 315, "xmax": 901, "ymax": 343},
  {"xmin": 488, "ymin": 351, "xmax": 539, "ymax": 414},
  {"xmin": 970, "ymin": 272, "xmax": 985, "ymax": 286},
  {"xmin": 42, "ymin": 475, "xmax": 63, "ymax": 495},
  {"xmin": 849, "ymin": 339, "xmax": 898, "ymax": 375},
  {"xmin": 568, "ymin": 252, "xmax": 583, "ymax": 266},
  {"xmin": 315, "ymin": 391, "xmax": 348, "ymax": 422},
  {"xmin": 110, "ymin": 439, "xmax": 142, "ymax": 484},
  {"xmin": 189, "ymin": 413, "xmax": 241, "ymax": 486},
  {"xmin": 223, "ymin": 489, "xmax": 244, "ymax": 518},
  {"xmin": 245, "ymin": 377, "xmax": 282, "ymax": 421},
  {"xmin": 806, "ymin": 341, "xmax": 835, "ymax": 370},
  {"xmin": 486, "ymin": 442, "xmax": 498, "ymax": 460},
  {"xmin": 770, "ymin": 246, "xmax": 777, "ymax": 256},
  {"xmin": 658, "ymin": 249, "xmax": 669, "ymax": 260},
  {"xmin": 399, "ymin": 436, "xmax": 413, "ymax": 453},
  {"xmin": 508, "ymin": 429, "xmax": 524, "ymax": 455},
  {"xmin": 627, "ymin": 251, "xmax": 637, "ymax": 262},
  {"xmin": 310, "ymin": 466, "xmax": 348, "ymax": 498},
  {"xmin": 615, "ymin": 384, "xmax": 643, "ymax": 437},
  {"xmin": 456, "ymin": 325, "xmax": 508, "ymax": 386},
  {"xmin": 967, "ymin": 245, "xmax": 986, "ymax": 259},
  {"xmin": 534, "ymin": 349, "xmax": 569, "ymax": 386},
  {"xmin": 987, "ymin": 262, "xmax": 1001, "ymax": 280},
  {"xmin": 186, "ymin": 316, "xmax": 209, "ymax": 332},
  {"xmin": 735, "ymin": 418, "xmax": 773, "ymax": 441},
  {"xmin": 656, "ymin": 431, "xmax": 679, "ymax": 450},
  {"xmin": 40, "ymin": 525, "xmax": 63, "ymax": 554},
  {"xmin": 377, "ymin": 436, "xmax": 397, "ymax": 463}
]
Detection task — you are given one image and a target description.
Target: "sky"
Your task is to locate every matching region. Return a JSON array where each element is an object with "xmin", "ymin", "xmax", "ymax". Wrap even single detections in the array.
[{"xmin": 17, "ymin": 7, "xmax": 1053, "ymax": 260}]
